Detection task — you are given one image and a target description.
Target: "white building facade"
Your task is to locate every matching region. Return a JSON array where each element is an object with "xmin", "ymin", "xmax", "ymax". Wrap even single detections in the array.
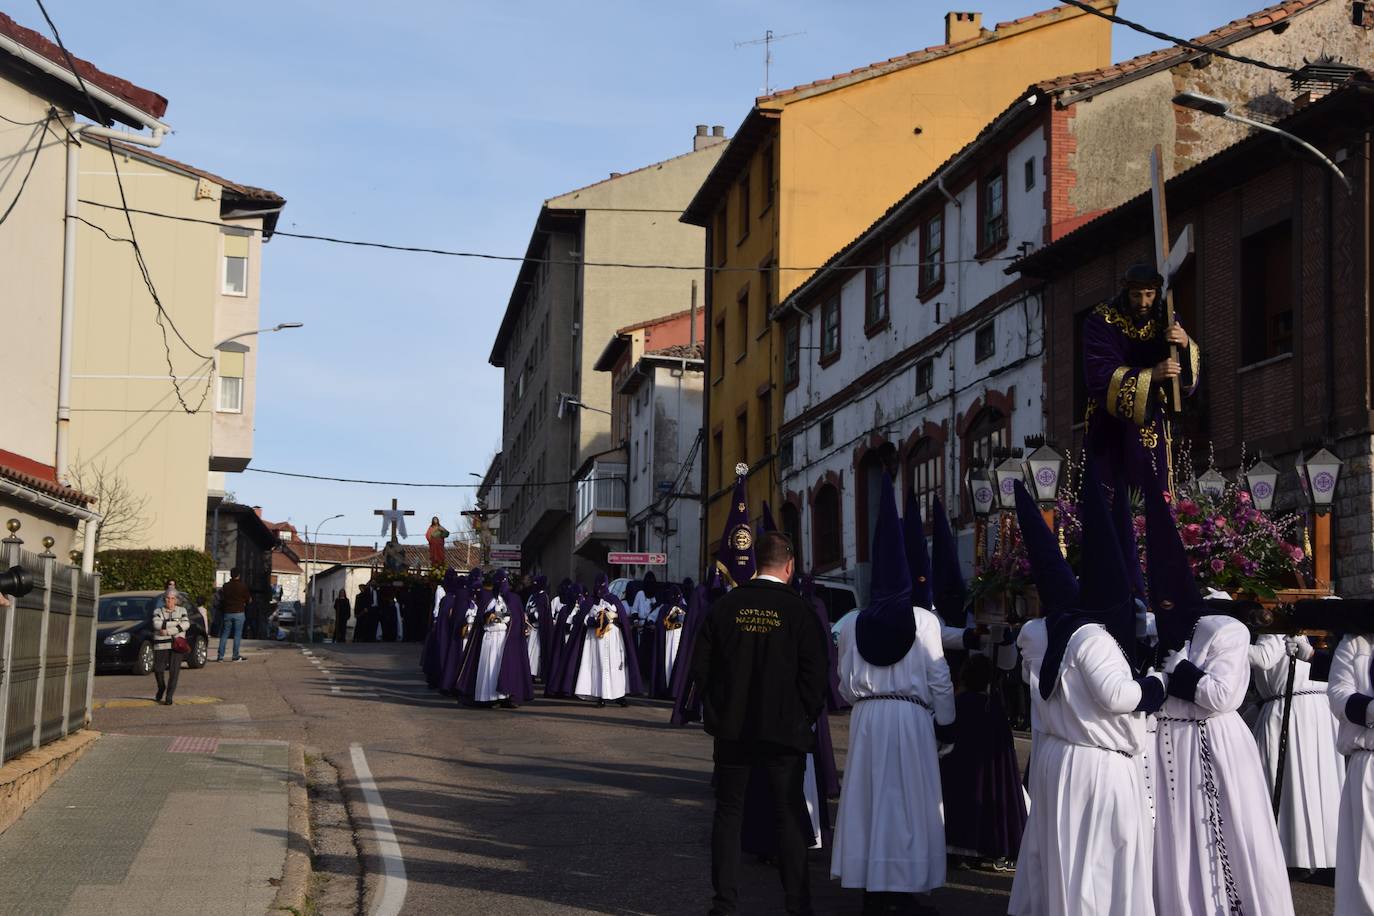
[{"xmin": 775, "ymin": 102, "xmax": 1049, "ymax": 605}]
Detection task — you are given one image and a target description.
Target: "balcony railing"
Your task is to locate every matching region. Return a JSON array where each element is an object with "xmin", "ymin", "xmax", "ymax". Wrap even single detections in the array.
[{"xmin": 574, "ymin": 462, "xmax": 627, "ymax": 549}]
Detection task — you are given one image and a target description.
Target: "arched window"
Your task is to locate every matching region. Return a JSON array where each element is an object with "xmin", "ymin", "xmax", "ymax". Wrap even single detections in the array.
[
  {"xmin": 906, "ymin": 437, "xmax": 943, "ymax": 524},
  {"xmin": 781, "ymin": 501, "xmax": 803, "ymax": 571},
  {"xmin": 812, "ymin": 484, "xmax": 843, "ymax": 572},
  {"xmin": 966, "ymin": 407, "xmax": 1007, "ymax": 470},
  {"xmin": 856, "ymin": 442, "xmax": 898, "ymax": 562}
]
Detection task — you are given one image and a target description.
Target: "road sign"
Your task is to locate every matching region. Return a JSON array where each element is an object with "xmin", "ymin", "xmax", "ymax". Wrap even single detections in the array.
[
  {"xmin": 489, "ymin": 543, "xmax": 521, "ymax": 560},
  {"xmin": 490, "ymin": 558, "xmax": 522, "ymax": 570},
  {"xmin": 607, "ymin": 552, "xmax": 668, "ymax": 566}
]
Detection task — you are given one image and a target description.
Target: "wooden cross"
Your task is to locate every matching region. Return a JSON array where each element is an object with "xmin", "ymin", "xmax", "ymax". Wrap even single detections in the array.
[
  {"xmin": 374, "ymin": 498, "xmax": 414, "ymax": 543},
  {"xmin": 1149, "ymin": 144, "xmax": 1194, "ymax": 414}
]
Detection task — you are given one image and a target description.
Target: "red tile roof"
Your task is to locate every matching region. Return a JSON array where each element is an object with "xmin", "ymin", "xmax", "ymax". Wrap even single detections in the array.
[
  {"xmin": 1033, "ymin": 0, "xmax": 1324, "ymax": 97},
  {"xmin": 0, "ymin": 11, "xmax": 167, "ymax": 121},
  {"xmin": 103, "ymin": 139, "xmax": 284, "ymax": 204},
  {"xmin": 646, "ymin": 343, "xmax": 704, "ymax": 361},
  {"xmin": 756, "ymin": 1, "xmax": 1113, "ymax": 104},
  {"xmin": 613, "ymin": 307, "xmax": 698, "ymax": 337},
  {"xmin": 0, "ymin": 459, "xmax": 92, "ymax": 507}
]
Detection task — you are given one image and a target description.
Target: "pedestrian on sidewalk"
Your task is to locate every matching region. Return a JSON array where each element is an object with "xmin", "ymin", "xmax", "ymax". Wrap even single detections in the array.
[
  {"xmin": 332, "ymin": 589, "xmax": 351, "ymax": 643},
  {"xmin": 217, "ymin": 567, "xmax": 250, "ymax": 662},
  {"xmin": 152, "ymin": 591, "xmax": 190, "ymax": 705},
  {"xmin": 692, "ymin": 531, "xmax": 829, "ymax": 916}
]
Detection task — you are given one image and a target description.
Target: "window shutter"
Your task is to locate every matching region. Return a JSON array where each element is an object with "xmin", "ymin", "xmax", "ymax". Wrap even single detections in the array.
[
  {"xmin": 219, "ymin": 351, "xmax": 245, "ymax": 378},
  {"xmin": 223, "ymin": 233, "xmax": 250, "ymax": 258}
]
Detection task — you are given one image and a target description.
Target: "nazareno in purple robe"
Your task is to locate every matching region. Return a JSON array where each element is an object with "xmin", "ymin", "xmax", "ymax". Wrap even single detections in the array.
[
  {"xmin": 525, "ymin": 577, "xmax": 553, "ymax": 681},
  {"xmin": 940, "ymin": 689, "xmax": 1027, "ymax": 859},
  {"xmin": 1082, "ymin": 292, "xmax": 1199, "ymax": 497},
  {"xmin": 422, "ymin": 569, "xmax": 462, "ymax": 688},
  {"xmin": 554, "ymin": 582, "xmax": 644, "ymax": 699},
  {"xmin": 455, "ymin": 580, "xmax": 534, "ymax": 705},
  {"xmin": 438, "ymin": 572, "xmax": 480, "ymax": 694},
  {"xmin": 669, "ymin": 577, "xmax": 717, "ymax": 725},
  {"xmin": 443, "ymin": 575, "xmax": 488, "ymax": 694}
]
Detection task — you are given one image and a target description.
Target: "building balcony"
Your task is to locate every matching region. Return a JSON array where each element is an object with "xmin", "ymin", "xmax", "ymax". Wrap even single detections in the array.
[{"xmin": 573, "ymin": 455, "xmax": 627, "ymax": 554}]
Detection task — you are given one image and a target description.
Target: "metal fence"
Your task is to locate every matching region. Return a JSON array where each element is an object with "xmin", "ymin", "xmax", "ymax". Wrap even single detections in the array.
[{"xmin": 0, "ymin": 532, "xmax": 99, "ymax": 764}]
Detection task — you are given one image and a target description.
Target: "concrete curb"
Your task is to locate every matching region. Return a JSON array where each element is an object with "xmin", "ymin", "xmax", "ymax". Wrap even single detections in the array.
[
  {"xmin": 271, "ymin": 742, "xmax": 312, "ymax": 914},
  {"xmin": 0, "ymin": 729, "xmax": 101, "ymax": 835}
]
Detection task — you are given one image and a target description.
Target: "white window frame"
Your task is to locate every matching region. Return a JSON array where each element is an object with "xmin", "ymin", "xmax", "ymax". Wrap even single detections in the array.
[{"xmin": 218, "ymin": 375, "xmax": 244, "ymax": 413}]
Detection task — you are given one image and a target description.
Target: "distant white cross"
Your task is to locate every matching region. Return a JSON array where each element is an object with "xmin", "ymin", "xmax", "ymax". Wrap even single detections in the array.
[{"xmin": 374, "ymin": 498, "xmax": 415, "ymax": 543}]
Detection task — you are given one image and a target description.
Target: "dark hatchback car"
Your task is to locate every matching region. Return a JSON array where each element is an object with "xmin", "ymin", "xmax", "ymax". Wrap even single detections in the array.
[{"xmin": 96, "ymin": 591, "xmax": 209, "ymax": 675}]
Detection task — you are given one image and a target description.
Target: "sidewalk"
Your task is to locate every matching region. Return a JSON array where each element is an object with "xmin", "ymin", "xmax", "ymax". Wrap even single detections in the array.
[{"xmin": 0, "ymin": 733, "xmax": 289, "ymax": 916}]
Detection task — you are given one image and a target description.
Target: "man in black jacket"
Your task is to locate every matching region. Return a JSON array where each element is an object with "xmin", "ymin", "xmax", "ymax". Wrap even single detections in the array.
[{"xmin": 692, "ymin": 531, "xmax": 829, "ymax": 916}]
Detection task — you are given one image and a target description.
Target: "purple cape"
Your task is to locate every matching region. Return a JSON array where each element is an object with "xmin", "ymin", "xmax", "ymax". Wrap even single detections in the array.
[
  {"xmin": 456, "ymin": 586, "xmax": 534, "ymax": 704},
  {"xmin": 422, "ymin": 575, "xmax": 461, "ymax": 687},
  {"xmin": 940, "ymin": 691, "xmax": 1027, "ymax": 858},
  {"xmin": 669, "ymin": 582, "xmax": 714, "ymax": 725},
  {"xmin": 437, "ymin": 581, "xmax": 475, "ymax": 694},
  {"xmin": 554, "ymin": 593, "xmax": 644, "ymax": 698},
  {"xmin": 527, "ymin": 588, "xmax": 554, "ymax": 680},
  {"xmin": 547, "ymin": 595, "xmax": 590, "ymax": 697}
]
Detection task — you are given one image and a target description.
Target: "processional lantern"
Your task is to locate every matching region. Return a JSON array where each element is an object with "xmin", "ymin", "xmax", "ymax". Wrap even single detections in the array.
[
  {"xmin": 1022, "ymin": 437, "xmax": 1064, "ymax": 506},
  {"xmin": 1299, "ymin": 447, "xmax": 1342, "ymax": 514},
  {"xmin": 1242, "ymin": 457, "xmax": 1280, "ymax": 512},
  {"xmin": 993, "ymin": 450, "xmax": 1026, "ymax": 511},
  {"xmin": 1196, "ymin": 467, "xmax": 1227, "ymax": 501},
  {"xmin": 966, "ymin": 461, "xmax": 996, "ymax": 519}
]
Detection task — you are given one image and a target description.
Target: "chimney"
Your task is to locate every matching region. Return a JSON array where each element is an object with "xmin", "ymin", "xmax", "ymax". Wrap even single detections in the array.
[
  {"xmin": 252, "ymin": 506, "xmax": 263, "ymax": 518},
  {"xmin": 945, "ymin": 11, "xmax": 983, "ymax": 44},
  {"xmin": 695, "ymin": 124, "xmax": 728, "ymax": 152}
]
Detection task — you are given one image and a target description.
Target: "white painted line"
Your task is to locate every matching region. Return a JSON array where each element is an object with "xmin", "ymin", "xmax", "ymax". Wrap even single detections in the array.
[
  {"xmin": 330, "ymin": 685, "xmax": 341, "ymax": 694},
  {"xmin": 351, "ymin": 743, "xmax": 408, "ymax": 916}
]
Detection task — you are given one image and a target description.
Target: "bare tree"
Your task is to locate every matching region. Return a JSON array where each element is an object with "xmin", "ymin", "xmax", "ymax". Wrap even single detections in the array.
[{"xmin": 66, "ymin": 458, "xmax": 150, "ymax": 551}]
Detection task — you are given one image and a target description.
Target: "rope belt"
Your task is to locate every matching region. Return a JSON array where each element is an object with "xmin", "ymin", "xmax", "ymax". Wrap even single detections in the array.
[
  {"xmin": 1258, "ymin": 689, "xmax": 1326, "ymax": 704},
  {"xmin": 856, "ymin": 693, "xmax": 931, "ymax": 711},
  {"xmin": 1156, "ymin": 714, "xmax": 1244, "ymax": 916}
]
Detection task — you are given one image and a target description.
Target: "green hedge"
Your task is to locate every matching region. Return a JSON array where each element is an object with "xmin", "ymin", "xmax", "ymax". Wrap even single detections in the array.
[{"xmin": 96, "ymin": 548, "xmax": 216, "ymax": 606}]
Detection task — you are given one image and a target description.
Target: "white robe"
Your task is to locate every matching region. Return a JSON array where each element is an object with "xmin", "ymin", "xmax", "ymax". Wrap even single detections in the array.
[
  {"xmin": 1009, "ymin": 624, "xmax": 1154, "ymax": 916},
  {"xmin": 525, "ymin": 599, "xmax": 541, "ymax": 675},
  {"xmin": 462, "ymin": 604, "xmax": 477, "ymax": 654},
  {"xmin": 573, "ymin": 601, "xmax": 628, "ymax": 700},
  {"xmin": 830, "ymin": 606, "xmax": 954, "ymax": 893},
  {"xmin": 1328, "ymin": 634, "xmax": 1374, "ymax": 915},
  {"xmin": 661, "ymin": 606, "xmax": 685, "ymax": 685},
  {"xmin": 1248, "ymin": 634, "xmax": 1344, "ymax": 869},
  {"xmin": 473, "ymin": 597, "xmax": 510, "ymax": 703},
  {"xmin": 1153, "ymin": 616, "xmax": 1294, "ymax": 916}
]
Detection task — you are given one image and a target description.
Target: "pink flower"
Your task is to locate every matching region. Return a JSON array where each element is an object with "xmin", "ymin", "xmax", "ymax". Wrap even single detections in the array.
[
  {"xmin": 1210, "ymin": 558, "xmax": 1226, "ymax": 574},
  {"xmin": 1212, "ymin": 516, "xmax": 1227, "ymax": 529},
  {"xmin": 1182, "ymin": 523, "xmax": 1203, "ymax": 545},
  {"xmin": 1236, "ymin": 490, "xmax": 1252, "ymax": 506},
  {"xmin": 1290, "ymin": 546, "xmax": 1305, "ymax": 562},
  {"xmin": 1179, "ymin": 500, "xmax": 1200, "ymax": 516}
]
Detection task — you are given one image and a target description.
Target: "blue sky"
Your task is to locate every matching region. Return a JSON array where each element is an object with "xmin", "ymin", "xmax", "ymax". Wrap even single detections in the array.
[{"xmin": 45, "ymin": 0, "xmax": 1273, "ymax": 547}]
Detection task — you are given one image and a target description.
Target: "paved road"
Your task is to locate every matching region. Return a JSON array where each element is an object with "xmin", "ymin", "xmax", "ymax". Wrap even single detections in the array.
[{"xmin": 90, "ymin": 639, "xmax": 1338, "ymax": 915}]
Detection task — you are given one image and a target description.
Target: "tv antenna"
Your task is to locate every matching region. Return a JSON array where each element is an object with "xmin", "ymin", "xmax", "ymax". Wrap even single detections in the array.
[{"xmin": 735, "ymin": 29, "xmax": 806, "ymax": 95}]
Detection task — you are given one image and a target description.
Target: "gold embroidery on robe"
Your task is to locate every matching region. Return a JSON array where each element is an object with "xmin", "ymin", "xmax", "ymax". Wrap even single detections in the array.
[
  {"xmin": 1133, "ymin": 368, "xmax": 1153, "ymax": 426},
  {"xmin": 1094, "ymin": 303, "xmax": 1159, "ymax": 341},
  {"xmin": 1140, "ymin": 426, "xmax": 1160, "ymax": 450},
  {"xmin": 1107, "ymin": 367, "xmax": 1130, "ymax": 418}
]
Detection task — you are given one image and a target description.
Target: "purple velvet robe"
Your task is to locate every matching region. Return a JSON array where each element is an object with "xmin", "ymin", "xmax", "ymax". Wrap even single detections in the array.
[
  {"xmin": 669, "ymin": 582, "xmax": 714, "ymax": 725},
  {"xmin": 553, "ymin": 592, "xmax": 644, "ymax": 698},
  {"xmin": 456, "ymin": 586, "xmax": 534, "ymax": 704},
  {"xmin": 1082, "ymin": 295, "xmax": 1200, "ymax": 496}
]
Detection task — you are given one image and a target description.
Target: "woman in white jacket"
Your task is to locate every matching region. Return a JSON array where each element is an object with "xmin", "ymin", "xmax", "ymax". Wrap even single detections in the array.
[{"xmin": 152, "ymin": 592, "xmax": 190, "ymax": 705}]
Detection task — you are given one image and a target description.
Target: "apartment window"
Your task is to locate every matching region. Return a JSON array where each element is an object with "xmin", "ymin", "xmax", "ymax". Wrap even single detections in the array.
[
  {"xmin": 631, "ymin": 439, "xmax": 638, "ymax": 480},
  {"xmin": 760, "ymin": 256, "xmax": 776, "ymax": 333},
  {"xmin": 966, "ymin": 407, "xmax": 1008, "ymax": 471},
  {"xmin": 217, "ymin": 348, "xmax": 245, "ymax": 413},
  {"xmin": 222, "ymin": 231, "xmax": 250, "ymax": 296},
  {"xmin": 737, "ymin": 173, "xmax": 751, "ymax": 241},
  {"xmin": 761, "ymin": 144, "xmax": 775, "ymax": 211},
  {"xmin": 865, "ymin": 255, "xmax": 889, "ymax": 331},
  {"xmin": 979, "ymin": 167, "xmax": 1007, "ymax": 253},
  {"xmin": 715, "ymin": 207, "xmax": 728, "ymax": 266},
  {"xmin": 779, "ymin": 435, "xmax": 794, "ymax": 470},
  {"xmin": 907, "ymin": 438, "xmax": 943, "ymax": 525},
  {"xmin": 643, "ymin": 429, "xmax": 650, "ymax": 473},
  {"xmin": 819, "ymin": 417, "xmax": 834, "ymax": 449},
  {"xmin": 813, "ymin": 483, "xmax": 843, "ymax": 571},
  {"xmin": 820, "ymin": 293, "xmax": 841, "ymax": 364},
  {"xmin": 975, "ymin": 323, "xmax": 996, "ymax": 362},
  {"xmin": 736, "ymin": 410, "xmax": 749, "ymax": 467},
  {"xmin": 736, "ymin": 287, "xmax": 750, "ymax": 360},
  {"xmin": 1024, "ymin": 156, "xmax": 1037, "ymax": 191},
  {"xmin": 915, "ymin": 357, "xmax": 934, "ymax": 395},
  {"xmin": 713, "ymin": 316, "xmax": 726, "ymax": 380},
  {"xmin": 1241, "ymin": 220, "xmax": 1294, "ymax": 365},
  {"xmin": 783, "ymin": 320, "xmax": 801, "ymax": 389},
  {"xmin": 920, "ymin": 213, "xmax": 944, "ymax": 293}
]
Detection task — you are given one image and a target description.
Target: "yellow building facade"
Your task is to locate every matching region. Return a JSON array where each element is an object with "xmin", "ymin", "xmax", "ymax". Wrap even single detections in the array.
[{"xmin": 683, "ymin": 4, "xmax": 1117, "ymax": 561}]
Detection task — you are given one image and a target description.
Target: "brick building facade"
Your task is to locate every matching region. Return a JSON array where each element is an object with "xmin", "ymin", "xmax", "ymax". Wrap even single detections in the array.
[{"xmin": 1015, "ymin": 79, "xmax": 1374, "ymax": 596}]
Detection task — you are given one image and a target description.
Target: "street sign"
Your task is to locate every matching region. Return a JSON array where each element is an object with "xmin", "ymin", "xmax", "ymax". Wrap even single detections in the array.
[
  {"xmin": 489, "ymin": 543, "xmax": 521, "ymax": 560},
  {"xmin": 607, "ymin": 551, "xmax": 668, "ymax": 566},
  {"xmin": 490, "ymin": 558, "xmax": 522, "ymax": 570}
]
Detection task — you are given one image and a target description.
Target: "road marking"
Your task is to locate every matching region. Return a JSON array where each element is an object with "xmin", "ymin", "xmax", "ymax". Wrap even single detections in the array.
[{"xmin": 351, "ymin": 743, "xmax": 407, "ymax": 916}]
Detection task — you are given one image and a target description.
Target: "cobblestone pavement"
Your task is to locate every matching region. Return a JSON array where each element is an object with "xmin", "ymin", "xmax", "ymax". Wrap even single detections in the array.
[
  {"xmin": 0, "ymin": 733, "xmax": 288, "ymax": 916},
  {"xmin": 77, "ymin": 639, "xmax": 1337, "ymax": 915}
]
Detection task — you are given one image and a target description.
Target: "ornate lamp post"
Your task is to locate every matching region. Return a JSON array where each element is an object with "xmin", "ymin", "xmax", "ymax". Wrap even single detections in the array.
[
  {"xmin": 1196, "ymin": 467, "xmax": 1228, "ymax": 501},
  {"xmin": 966, "ymin": 460, "xmax": 996, "ymax": 572},
  {"xmin": 1023, "ymin": 436, "xmax": 1064, "ymax": 532},
  {"xmin": 1242, "ymin": 457, "xmax": 1280, "ymax": 513},
  {"xmin": 1299, "ymin": 447, "xmax": 1343, "ymax": 592}
]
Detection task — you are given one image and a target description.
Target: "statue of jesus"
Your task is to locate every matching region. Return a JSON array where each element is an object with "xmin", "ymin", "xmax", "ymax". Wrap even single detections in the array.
[{"xmin": 1082, "ymin": 264, "xmax": 1200, "ymax": 497}]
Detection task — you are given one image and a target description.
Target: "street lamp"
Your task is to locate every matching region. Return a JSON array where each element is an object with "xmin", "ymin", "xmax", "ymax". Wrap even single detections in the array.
[
  {"xmin": 214, "ymin": 322, "xmax": 305, "ymax": 349},
  {"xmin": 308, "ymin": 513, "xmax": 344, "ymax": 643},
  {"xmin": 1196, "ymin": 467, "xmax": 1228, "ymax": 501},
  {"xmin": 1298, "ymin": 446, "xmax": 1343, "ymax": 592},
  {"xmin": 1242, "ymin": 457, "xmax": 1280, "ymax": 512},
  {"xmin": 965, "ymin": 459, "xmax": 995, "ymax": 573},
  {"xmin": 1172, "ymin": 92, "xmax": 1352, "ymax": 194}
]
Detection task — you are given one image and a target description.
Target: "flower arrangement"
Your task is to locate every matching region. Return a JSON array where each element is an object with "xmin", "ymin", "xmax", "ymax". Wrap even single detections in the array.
[{"xmin": 972, "ymin": 448, "xmax": 1308, "ymax": 601}]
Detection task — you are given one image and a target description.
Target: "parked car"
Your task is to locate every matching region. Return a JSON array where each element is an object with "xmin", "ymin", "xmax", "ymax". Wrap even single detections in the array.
[
  {"xmin": 96, "ymin": 590, "xmax": 209, "ymax": 675},
  {"xmin": 270, "ymin": 601, "xmax": 300, "ymax": 628},
  {"xmin": 812, "ymin": 579, "xmax": 861, "ymax": 646}
]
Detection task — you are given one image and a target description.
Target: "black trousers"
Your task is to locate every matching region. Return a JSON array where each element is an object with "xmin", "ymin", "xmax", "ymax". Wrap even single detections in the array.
[
  {"xmin": 153, "ymin": 648, "xmax": 181, "ymax": 699},
  {"xmin": 334, "ymin": 611, "xmax": 350, "ymax": 643},
  {"xmin": 710, "ymin": 739, "xmax": 812, "ymax": 916}
]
